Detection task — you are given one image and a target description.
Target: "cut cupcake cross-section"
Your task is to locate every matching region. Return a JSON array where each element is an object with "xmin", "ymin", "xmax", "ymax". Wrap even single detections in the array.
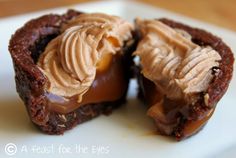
[
  {"xmin": 134, "ymin": 18, "xmax": 234, "ymax": 140},
  {"xmin": 8, "ymin": 9, "xmax": 233, "ymax": 140},
  {"xmin": 9, "ymin": 10, "xmax": 136, "ymax": 134}
]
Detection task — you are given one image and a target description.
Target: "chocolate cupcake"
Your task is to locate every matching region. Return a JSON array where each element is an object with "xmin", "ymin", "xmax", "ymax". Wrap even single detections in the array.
[
  {"xmin": 134, "ymin": 18, "xmax": 234, "ymax": 140},
  {"xmin": 9, "ymin": 10, "xmax": 136, "ymax": 134}
]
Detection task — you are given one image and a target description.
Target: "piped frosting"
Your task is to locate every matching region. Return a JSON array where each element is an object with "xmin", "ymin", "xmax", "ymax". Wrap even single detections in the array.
[
  {"xmin": 38, "ymin": 13, "xmax": 133, "ymax": 102},
  {"xmin": 134, "ymin": 18, "xmax": 221, "ymax": 102}
]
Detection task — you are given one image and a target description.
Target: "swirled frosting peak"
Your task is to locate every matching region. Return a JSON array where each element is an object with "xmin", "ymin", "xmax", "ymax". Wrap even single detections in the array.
[
  {"xmin": 134, "ymin": 18, "xmax": 221, "ymax": 102},
  {"xmin": 37, "ymin": 13, "xmax": 133, "ymax": 102}
]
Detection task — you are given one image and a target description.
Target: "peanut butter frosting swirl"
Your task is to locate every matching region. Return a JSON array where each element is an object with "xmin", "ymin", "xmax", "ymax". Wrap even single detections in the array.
[
  {"xmin": 38, "ymin": 13, "xmax": 133, "ymax": 102},
  {"xmin": 134, "ymin": 18, "xmax": 222, "ymax": 102}
]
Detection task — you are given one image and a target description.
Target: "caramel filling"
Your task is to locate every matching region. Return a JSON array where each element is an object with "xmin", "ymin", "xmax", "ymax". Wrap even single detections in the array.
[
  {"xmin": 143, "ymin": 76, "xmax": 214, "ymax": 136},
  {"xmin": 37, "ymin": 13, "xmax": 133, "ymax": 103},
  {"xmin": 46, "ymin": 54, "xmax": 127, "ymax": 114},
  {"xmin": 182, "ymin": 109, "xmax": 214, "ymax": 138},
  {"xmin": 37, "ymin": 13, "xmax": 133, "ymax": 113}
]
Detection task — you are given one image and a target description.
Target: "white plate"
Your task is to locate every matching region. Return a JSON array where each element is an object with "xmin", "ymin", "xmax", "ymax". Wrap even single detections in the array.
[{"xmin": 0, "ymin": 1, "xmax": 236, "ymax": 158}]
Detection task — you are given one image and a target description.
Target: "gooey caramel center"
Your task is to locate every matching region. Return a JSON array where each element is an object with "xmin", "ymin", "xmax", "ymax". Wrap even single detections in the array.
[{"xmin": 37, "ymin": 13, "xmax": 133, "ymax": 104}]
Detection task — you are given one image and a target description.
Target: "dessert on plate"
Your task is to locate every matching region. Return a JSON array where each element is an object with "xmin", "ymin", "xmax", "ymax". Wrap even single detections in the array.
[
  {"xmin": 9, "ymin": 9, "xmax": 234, "ymax": 140},
  {"xmin": 134, "ymin": 18, "xmax": 234, "ymax": 140},
  {"xmin": 9, "ymin": 10, "xmax": 136, "ymax": 134}
]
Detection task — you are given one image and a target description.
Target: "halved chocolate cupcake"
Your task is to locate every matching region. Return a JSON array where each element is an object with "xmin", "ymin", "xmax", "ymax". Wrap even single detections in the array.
[
  {"xmin": 134, "ymin": 18, "xmax": 234, "ymax": 140},
  {"xmin": 9, "ymin": 10, "xmax": 136, "ymax": 134}
]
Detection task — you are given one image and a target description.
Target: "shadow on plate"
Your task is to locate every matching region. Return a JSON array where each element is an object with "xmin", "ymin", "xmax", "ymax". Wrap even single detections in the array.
[
  {"xmin": 106, "ymin": 96, "xmax": 175, "ymax": 143},
  {"xmin": 0, "ymin": 98, "xmax": 39, "ymax": 135}
]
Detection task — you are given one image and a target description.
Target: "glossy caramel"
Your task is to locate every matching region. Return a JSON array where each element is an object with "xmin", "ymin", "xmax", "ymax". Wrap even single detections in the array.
[
  {"xmin": 182, "ymin": 109, "xmax": 214, "ymax": 138},
  {"xmin": 141, "ymin": 75, "xmax": 213, "ymax": 137},
  {"xmin": 46, "ymin": 54, "xmax": 128, "ymax": 114}
]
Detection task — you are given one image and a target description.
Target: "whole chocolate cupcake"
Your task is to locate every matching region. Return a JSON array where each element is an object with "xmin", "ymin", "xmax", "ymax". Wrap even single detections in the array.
[
  {"xmin": 9, "ymin": 10, "xmax": 136, "ymax": 134},
  {"xmin": 134, "ymin": 18, "xmax": 234, "ymax": 140}
]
